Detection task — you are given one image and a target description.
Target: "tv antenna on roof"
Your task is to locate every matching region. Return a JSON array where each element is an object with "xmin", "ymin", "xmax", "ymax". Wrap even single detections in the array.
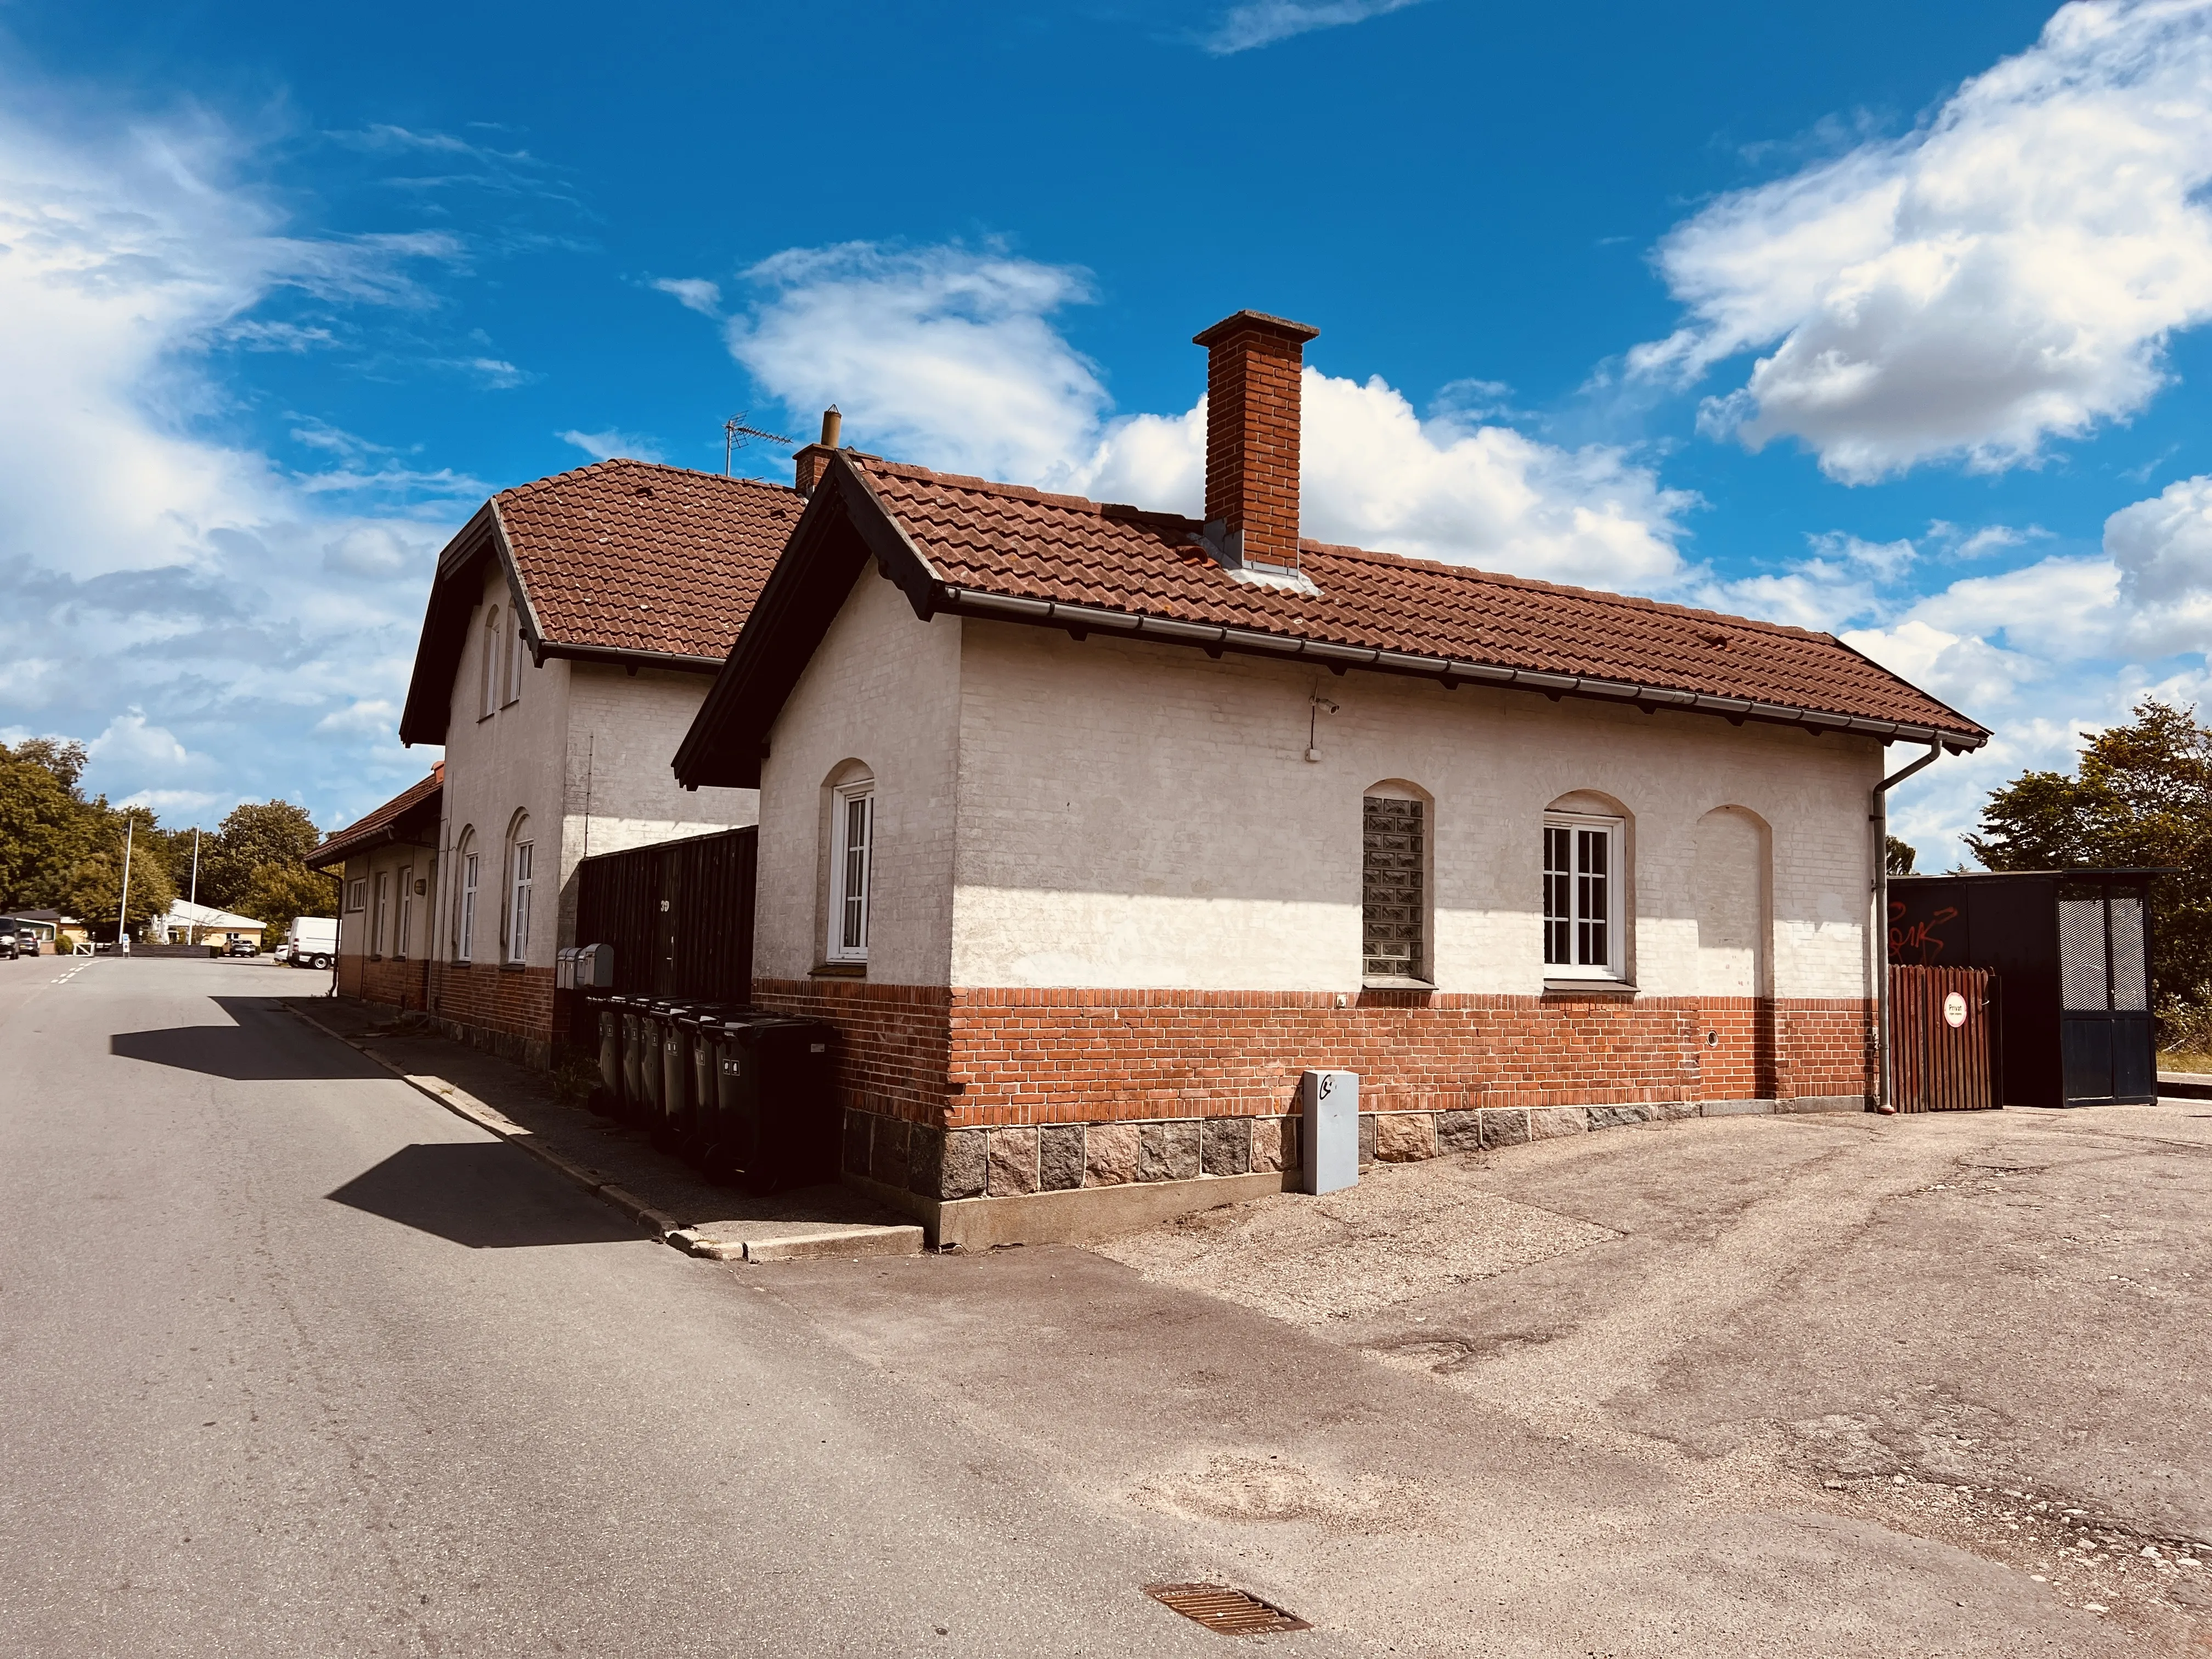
[{"xmin": 724, "ymin": 413, "xmax": 797, "ymax": 475}]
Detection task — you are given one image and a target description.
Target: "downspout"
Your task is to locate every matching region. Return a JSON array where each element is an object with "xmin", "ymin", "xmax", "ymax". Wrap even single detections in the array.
[{"xmin": 1871, "ymin": 741, "xmax": 1942, "ymax": 1113}]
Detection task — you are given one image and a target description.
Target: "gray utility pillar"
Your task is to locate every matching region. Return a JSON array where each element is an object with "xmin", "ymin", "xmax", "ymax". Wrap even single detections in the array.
[{"xmin": 1299, "ymin": 1069, "xmax": 1359, "ymax": 1194}]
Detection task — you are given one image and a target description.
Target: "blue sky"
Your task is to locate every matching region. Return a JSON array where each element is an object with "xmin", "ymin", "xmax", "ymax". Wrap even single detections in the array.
[{"xmin": 3, "ymin": 0, "xmax": 2209, "ymax": 865}]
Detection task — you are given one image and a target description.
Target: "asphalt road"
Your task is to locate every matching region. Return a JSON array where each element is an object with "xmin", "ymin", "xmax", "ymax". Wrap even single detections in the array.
[
  {"xmin": 4, "ymin": 957, "xmax": 2203, "ymax": 1657},
  {"xmin": 0, "ymin": 958, "xmax": 1250, "ymax": 1658}
]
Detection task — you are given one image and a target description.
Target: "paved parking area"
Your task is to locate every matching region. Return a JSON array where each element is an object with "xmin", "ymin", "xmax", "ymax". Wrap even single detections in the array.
[{"xmin": 768, "ymin": 1103, "xmax": 2212, "ymax": 1654}]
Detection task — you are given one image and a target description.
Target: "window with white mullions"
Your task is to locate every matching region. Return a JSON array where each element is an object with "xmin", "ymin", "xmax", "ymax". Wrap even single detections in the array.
[
  {"xmin": 509, "ymin": 839, "xmax": 534, "ymax": 962},
  {"xmin": 1544, "ymin": 812, "xmax": 1624, "ymax": 977},
  {"xmin": 830, "ymin": 785, "xmax": 873, "ymax": 961},
  {"xmin": 458, "ymin": 847, "xmax": 478, "ymax": 962}
]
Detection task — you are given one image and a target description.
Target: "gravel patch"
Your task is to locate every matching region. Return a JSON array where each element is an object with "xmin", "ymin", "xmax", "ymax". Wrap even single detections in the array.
[{"xmin": 1095, "ymin": 1157, "xmax": 1618, "ymax": 1326}]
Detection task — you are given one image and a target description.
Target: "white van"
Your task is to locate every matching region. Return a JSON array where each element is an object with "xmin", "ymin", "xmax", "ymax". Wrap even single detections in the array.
[{"xmin": 287, "ymin": 916, "xmax": 338, "ymax": 970}]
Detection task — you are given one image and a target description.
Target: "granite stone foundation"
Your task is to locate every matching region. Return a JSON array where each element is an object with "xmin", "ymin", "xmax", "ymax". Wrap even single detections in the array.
[{"xmin": 839, "ymin": 1093, "xmax": 1863, "ymax": 1244}]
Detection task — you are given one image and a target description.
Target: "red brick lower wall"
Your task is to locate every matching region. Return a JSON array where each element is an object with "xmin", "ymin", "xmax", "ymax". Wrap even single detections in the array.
[
  {"xmin": 425, "ymin": 962, "xmax": 558, "ymax": 1067},
  {"xmin": 753, "ymin": 979, "xmax": 1872, "ymax": 1130},
  {"xmin": 349, "ymin": 956, "xmax": 431, "ymax": 1013},
  {"xmin": 753, "ymin": 978, "xmax": 952, "ymax": 1123}
]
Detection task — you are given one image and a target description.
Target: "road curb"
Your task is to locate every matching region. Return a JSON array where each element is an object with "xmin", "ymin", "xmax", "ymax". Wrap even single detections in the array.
[{"xmin": 285, "ymin": 1002, "xmax": 682, "ymax": 1245}]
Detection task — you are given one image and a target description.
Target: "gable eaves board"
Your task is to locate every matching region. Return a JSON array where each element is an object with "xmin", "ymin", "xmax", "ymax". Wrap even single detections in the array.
[
  {"xmin": 398, "ymin": 508, "xmax": 499, "ymax": 747},
  {"xmin": 672, "ymin": 464, "xmax": 893, "ymax": 791}
]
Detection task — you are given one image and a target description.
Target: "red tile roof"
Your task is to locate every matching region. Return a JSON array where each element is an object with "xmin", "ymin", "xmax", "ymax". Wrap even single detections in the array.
[
  {"xmin": 495, "ymin": 460, "xmax": 803, "ymax": 661},
  {"xmin": 307, "ymin": 764, "xmax": 443, "ymax": 871},
  {"xmin": 401, "ymin": 459, "xmax": 804, "ymax": 746},
  {"xmin": 851, "ymin": 456, "xmax": 1986, "ymax": 743}
]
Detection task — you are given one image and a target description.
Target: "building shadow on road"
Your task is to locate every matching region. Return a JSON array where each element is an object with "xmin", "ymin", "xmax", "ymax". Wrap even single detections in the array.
[
  {"xmin": 327, "ymin": 1142, "xmax": 645, "ymax": 1249},
  {"xmin": 110, "ymin": 998, "xmax": 383, "ymax": 1082}
]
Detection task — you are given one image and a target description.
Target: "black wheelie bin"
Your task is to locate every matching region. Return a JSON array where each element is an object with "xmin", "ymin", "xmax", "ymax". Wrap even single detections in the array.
[
  {"xmin": 586, "ymin": 993, "xmax": 623, "ymax": 1117},
  {"xmin": 651, "ymin": 1000, "xmax": 702, "ymax": 1152},
  {"xmin": 696, "ymin": 1012, "xmax": 839, "ymax": 1193},
  {"xmin": 674, "ymin": 1002, "xmax": 748, "ymax": 1165}
]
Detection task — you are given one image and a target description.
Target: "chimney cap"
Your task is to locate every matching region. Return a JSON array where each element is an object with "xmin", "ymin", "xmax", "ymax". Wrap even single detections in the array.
[{"xmin": 1193, "ymin": 309, "xmax": 1321, "ymax": 349}]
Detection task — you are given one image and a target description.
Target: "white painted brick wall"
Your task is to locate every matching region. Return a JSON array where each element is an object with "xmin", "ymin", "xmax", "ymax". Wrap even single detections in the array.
[
  {"xmin": 432, "ymin": 566, "xmax": 758, "ymax": 968},
  {"xmin": 946, "ymin": 622, "xmax": 1881, "ymax": 997},
  {"xmin": 753, "ymin": 566, "xmax": 963, "ymax": 983}
]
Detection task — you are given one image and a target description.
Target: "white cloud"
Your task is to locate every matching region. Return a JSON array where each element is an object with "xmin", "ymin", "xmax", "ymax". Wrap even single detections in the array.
[
  {"xmin": 2103, "ymin": 472, "xmax": 2212, "ymax": 649},
  {"xmin": 651, "ymin": 276, "xmax": 722, "ymax": 316},
  {"xmin": 557, "ymin": 427, "xmax": 665, "ymax": 464},
  {"xmin": 1733, "ymin": 478, "xmax": 2212, "ymax": 867},
  {"xmin": 723, "ymin": 241, "xmax": 1694, "ymax": 589},
  {"xmin": 1203, "ymin": 0, "xmax": 1426, "ymax": 54},
  {"xmin": 1634, "ymin": 0, "xmax": 2212, "ymax": 482},
  {"xmin": 462, "ymin": 356, "xmax": 526, "ymax": 388},
  {"xmin": 726, "ymin": 242, "xmax": 1110, "ymax": 486},
  {"xmin": 87, "ymin": 710, "xmax": 201, "ymax": 778},
  {"xmin": 0, "ymin": 90, "xmax": 463, "ymax": 822}
]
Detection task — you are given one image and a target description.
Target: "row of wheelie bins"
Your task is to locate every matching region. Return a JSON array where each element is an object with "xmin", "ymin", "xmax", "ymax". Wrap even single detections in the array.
[{"xmin": 583, "ymin": 994, "xmax": 839, "ymax": 1193}]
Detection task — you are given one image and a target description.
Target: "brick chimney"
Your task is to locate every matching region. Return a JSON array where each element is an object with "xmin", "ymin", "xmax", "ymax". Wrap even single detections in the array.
[
  {"xmin": 1193, "ymin": 310, "xmax": 1320, "ymax": 571},
  {"xmin": 793, "ymin": 406, "xmax": 843, "ymax": 496}
]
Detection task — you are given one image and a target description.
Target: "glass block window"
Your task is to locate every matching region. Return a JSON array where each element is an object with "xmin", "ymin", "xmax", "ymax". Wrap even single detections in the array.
[{"xmin": 1362, "ymin": 793, "xmax": 1425, "ymax": 981}]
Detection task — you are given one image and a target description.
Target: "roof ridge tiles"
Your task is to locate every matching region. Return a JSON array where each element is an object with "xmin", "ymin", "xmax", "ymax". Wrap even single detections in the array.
[
  {"xmin": 495, "ymin": 456, "xmax": 802, "ymax": 507},
  {"xmin": 868, "ymin": 456, "xmax": 1849, "ymax": 647}
]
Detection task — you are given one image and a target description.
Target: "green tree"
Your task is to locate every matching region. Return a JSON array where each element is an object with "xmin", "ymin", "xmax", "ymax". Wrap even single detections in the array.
[
  {"xmin": 1884, "ymin": 835, "xmax": 1917, "ymax": 876},
  {"xmin": 240, "ymin": 862, "xmax": 338, "ymax": 938},
  {"xmin": 1967, "ymin": 698, "xmax": 2212, "ymax": 1044},
  {"xmin": 200, "ymin": 800, "xmax": 324, "ymax": 912},
  {"xmin": 64, "ymin": 840, "xmax": 178, "ymax": 938},
  {"xmin": 11, "ymin": 737, "xmax": 87, "ymax": 788},
  {"xmin": 0, "ymin": 748, "xmax": 94, "ymax": 905}
]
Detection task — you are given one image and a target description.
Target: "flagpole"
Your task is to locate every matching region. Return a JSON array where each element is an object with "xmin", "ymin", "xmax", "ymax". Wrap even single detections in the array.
[{"xmin": 117, "ymin": 818, "xmax": 134, "ymax": 952}]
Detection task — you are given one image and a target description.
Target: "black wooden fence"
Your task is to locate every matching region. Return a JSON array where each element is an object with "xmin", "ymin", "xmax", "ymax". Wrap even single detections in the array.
[{"xmin": 572, "ymin": 825, "xmax": 757, "ymax": 1005}]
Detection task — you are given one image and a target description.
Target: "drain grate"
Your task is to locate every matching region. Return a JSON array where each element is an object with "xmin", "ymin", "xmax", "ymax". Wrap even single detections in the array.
[{"xmin": 1146, "ymin": 1583, "xmax": 1311, "ymax": 1636}]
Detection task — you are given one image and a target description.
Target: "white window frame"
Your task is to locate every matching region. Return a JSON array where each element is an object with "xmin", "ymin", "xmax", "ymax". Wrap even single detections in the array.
[
  {"xmin": 396, "ymin": 865, "xmax": 413, "ymax": 960},
  {"xmin": 828, "ymin": 784, "xmax": 873, "ymax": 962},
  {"xmin": 1543, "ymin": 811, "xmax": 1626, "ymax": 979},
  {"xmin": 504, "ymin": 613, "xmax": 526, "ymax": 707},
  {"xmin": 458, "ymin": 851, "xmax": 478, "ymax": 962},
  {"xmin": 371, "ymin": 872, "xmax": 390, "ymax": 956},
  {"xmin": 509, "ymin": 838, "xmax": 534, "ymax": 963},
  {"xmin": 345, "ymin": 877, "xmax": 367, "ymax": 913},
  {"xmin": 481, "ymin": 607, "xmax": 500, "ymax": 719}
]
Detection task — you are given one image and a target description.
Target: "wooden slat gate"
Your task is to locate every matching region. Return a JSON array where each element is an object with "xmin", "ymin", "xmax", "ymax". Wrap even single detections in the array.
[
  {"xmin": 1888, "ymin": 964, "xmax": 2000, "ymax": 1112},
  {"xmin": 566, "ymin": 827, "xmax": 756, "ymax": 1049}
]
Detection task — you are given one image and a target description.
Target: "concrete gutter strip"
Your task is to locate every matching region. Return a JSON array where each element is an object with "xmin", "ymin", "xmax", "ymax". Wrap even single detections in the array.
[
  {"xmin": 670, "ymin": 1224, "xmax": 925, "ymax": 1263},
  {"xmin": 2159, "ymin": 1070, "xmax": 2212, "ymax": 1101}
]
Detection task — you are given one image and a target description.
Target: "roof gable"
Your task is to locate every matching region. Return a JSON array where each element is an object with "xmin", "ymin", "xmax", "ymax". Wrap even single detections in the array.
[
  {"xmin": 307, "ymin": 764, "xmax": 443, "ymax": 871},
  {"xmin": 399, "ymin": 460, "xmax": 802, "ymax": 746},
  {"xmin": 674, "ymin": 454, "xmax": 1987, "ymax": 791}
]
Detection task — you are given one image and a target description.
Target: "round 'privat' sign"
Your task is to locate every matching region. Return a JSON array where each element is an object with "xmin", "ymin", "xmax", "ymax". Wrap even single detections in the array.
[{"xmin": 1943, "ymin": 991, "xmax": 1969, "ymax": 1029}]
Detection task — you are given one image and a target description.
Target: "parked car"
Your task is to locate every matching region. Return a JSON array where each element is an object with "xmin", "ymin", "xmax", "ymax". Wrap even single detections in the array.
[
  {"xmin": 18, "ymin": 931, "xmax": 37, "ymax": 956},
  {"xmin": 225, "ymin": 937, "xmax": 258, "ymax": 957},
  {"xmin": 0, "ymin": 917, "xmax": 18, "ymax": 960},
  {"xmin": 270, "ymin": 943, "xmax": 292, "ymax": 965}
]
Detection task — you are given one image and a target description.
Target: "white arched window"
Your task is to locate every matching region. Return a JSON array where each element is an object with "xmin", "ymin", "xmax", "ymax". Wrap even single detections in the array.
[
  {"xmin": 828, "ymin": 774, "xmax": 873, "ymax": 962},
  {"xmin": 504, "ymin": 610, "xmax": 526, "ymax": 706},
  {"xmin": 1544, "ymin": 792, "xmax": 1628, "ymax": 980},
  {"xmin": 455, "ymin": 831, "xmax": 479, "ymax": 962},
  {"xmin": 507, "ymin": 816, "xmax": 534, "ymax": 963},
  {"xmin": 480, "ymin": 607, "xmax": 501, "ymax": 719}
]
